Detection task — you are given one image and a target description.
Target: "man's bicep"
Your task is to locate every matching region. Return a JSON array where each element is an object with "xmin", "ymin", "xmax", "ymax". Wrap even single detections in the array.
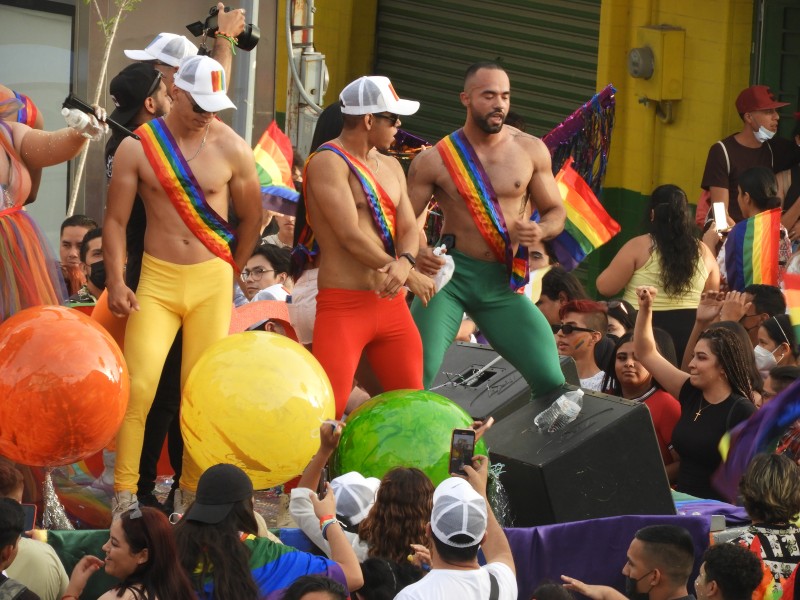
[
  {"xmin": 229, "ymin": 146, "xmax": 262, "ymax": 221},
  {"xmin": 105, "ymin": 142, "xmax": 140, "ymax": 224},
  {"xmin": 528, "ymin": 141, "xmax": 563, "ymax": 215},
  {"xmin": 407, "ymin": 151, "xmax": 437, "ymax": 217}
]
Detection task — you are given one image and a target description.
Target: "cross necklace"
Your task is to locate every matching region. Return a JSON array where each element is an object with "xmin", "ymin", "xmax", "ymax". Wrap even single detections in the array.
[{"xmin": 694, "ymin": 399, "xmax": 712, "ymax": 421}]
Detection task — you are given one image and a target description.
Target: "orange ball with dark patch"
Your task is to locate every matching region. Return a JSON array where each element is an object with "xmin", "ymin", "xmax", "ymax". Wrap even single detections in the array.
[{"xmin": 0, "ymin": 305, "xmax": 128, "ymax": 466}]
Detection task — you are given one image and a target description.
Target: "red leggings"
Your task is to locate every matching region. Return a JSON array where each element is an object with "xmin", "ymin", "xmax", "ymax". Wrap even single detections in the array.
[{"xmin": 313, "ymin": 288, "xmax": 423, "ymax": 417}]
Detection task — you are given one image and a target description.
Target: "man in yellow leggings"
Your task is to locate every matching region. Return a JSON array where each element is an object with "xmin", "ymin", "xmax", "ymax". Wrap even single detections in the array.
[{"xmin": 104, "ymin": 55, "xmax": 262, "ymax": 516}]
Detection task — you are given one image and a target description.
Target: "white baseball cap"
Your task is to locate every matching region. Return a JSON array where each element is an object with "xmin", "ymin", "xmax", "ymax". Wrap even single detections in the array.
[
  {"xmin": 330, "ymin": 472, "xmax": 381, "ymax": 526},
  {"xmin": 174, "ymin": 56, "xmax": 236, "ymax": 113},
  {"xmin": 430, "ymin": 477, "xmax": 488, "ymax": 548},
  {"xmin": 339, "ymin": 76, "xmax": 419, "ymax": 116},
  {"xmin": 124, "ymin": 33, "xmax": 198, "ymax": 68}
]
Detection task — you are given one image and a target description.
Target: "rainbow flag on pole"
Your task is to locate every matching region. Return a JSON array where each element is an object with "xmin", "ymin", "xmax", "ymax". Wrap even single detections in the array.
[
  {"xmin": 549, "ymin": 157, "xmax": 620, "ymax": 271},
  {"xmin": 784, "ymin": 273, "xmax": 800, "ymax": 347},
  {"xmin": 723, "ymin": 208, "xmax": 780, "ymax": 291},
  {"xmin": 254, "ymin": 121, "xmax": 299, "ymax": 215}
]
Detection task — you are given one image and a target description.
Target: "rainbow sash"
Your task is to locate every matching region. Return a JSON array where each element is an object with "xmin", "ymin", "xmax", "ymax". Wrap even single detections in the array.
[
  {"xmin": 292, "ymin": 143, "xmax": 397, "ymax": 277},
  {"xmin": 135, "ymin": 118, "xmax": 237, "ymax": 271},
  {"xmin": 13, "ymin": 91, "xmax": 38, "ymax": 128},
  {"xmin": 436, "ymin": 129, "xmax": 528, "ymax": 291}
]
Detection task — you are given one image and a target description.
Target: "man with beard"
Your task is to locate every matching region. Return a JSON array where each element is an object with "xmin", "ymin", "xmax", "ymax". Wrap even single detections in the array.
[
  {"xmin": 561, "ymin": 525, "xmax": 696, "ymax": 600},
  {"xmin": 407, "ymin": 61, "xmax": 566, "ymax": 394},
  {"xmin": 301, "ymin": 75, "xmax": 435, "ymax": 416}
]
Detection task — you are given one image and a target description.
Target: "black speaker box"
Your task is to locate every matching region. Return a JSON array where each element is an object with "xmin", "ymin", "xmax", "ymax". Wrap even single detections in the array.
[
  {"xmin": 484, "ymin": 387, "xmax": 676, "ymax": 527},
  {"xmin": 430, "ymin": 342, "xmax": 579, "ymax": 421}
]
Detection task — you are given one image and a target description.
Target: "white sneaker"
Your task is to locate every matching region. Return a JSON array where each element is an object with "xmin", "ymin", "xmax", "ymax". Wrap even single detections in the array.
[
  {"xmin": 173, "ymin": 488, "xmax": 196, "ymax": 516},
  {"xmin": 111, "ymin": 491, "xmax": 137, "ymax": 519}
]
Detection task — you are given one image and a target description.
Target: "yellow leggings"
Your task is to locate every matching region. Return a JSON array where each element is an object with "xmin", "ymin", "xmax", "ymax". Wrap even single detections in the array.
[{"xmin": 115, "ymin": 253, "xmax": 233, "ymax": 493}]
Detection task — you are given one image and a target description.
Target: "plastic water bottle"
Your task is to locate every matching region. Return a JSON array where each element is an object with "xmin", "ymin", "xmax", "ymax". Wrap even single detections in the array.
[{"xmin": 534, "ymin": 389, "xmax": 584, "ymax": 433}]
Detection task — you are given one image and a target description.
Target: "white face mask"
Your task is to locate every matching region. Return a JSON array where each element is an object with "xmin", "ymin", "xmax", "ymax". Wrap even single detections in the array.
[
  {"xmin": 754, "ymin": 125, "xmax": 775, "ymax": 143},
  {"xmin": 754, "ymin": 344, "xmax": 779, "ymax": 378}
]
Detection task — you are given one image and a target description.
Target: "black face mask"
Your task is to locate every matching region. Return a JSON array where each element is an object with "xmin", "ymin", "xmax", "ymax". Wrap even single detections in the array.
[
  {"xmin": 89, "ymin": 260, "xmax": 107, "ymax": 290},
  {"xmin": 625, "ymin": 570, "xmax": 654, "ymax": 600}
]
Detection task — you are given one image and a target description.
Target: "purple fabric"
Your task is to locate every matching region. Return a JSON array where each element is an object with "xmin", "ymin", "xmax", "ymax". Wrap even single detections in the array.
[
  {"xmin": 504, "ymin": 514, "xmax": 710, "ymax": 600},
  {"xmin": 674, "ymin": 499, "xmax": 749, "ymax": 526}
]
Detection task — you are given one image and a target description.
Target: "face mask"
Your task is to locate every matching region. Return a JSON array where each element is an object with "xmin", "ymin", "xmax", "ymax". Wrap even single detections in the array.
[
  {"xmin": 89, "ymin": 260, "xmax": 107, "ymax": 290},
  {"xmin": 754, "ymin": 344, "xmax": 779, "ymax": 379},
  {"xmin": 625, "ymin": 570, "xmax": 654, "ymax": 600},
  {"xmin": 754, "ymin": 126, "xmax": 775, "ymax": 143}
]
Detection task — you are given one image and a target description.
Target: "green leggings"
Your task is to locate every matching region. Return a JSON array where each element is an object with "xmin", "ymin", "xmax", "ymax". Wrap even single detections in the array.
[{"xmin": 411, "ymin": 249, "xmax": 564, "ymax": 396}]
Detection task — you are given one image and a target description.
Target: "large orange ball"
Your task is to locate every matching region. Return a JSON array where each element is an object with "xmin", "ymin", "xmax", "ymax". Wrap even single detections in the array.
[{"xmin": 0, "ymin": 306, "xmax": 129, "ymax": 466}]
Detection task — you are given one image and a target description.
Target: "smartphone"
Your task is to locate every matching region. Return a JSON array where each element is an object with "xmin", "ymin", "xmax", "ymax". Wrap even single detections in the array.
[
  {"xmin": 712, "ymin": 202, "xmax": 728, "ymax": 232},
  {"xmin": 317, "ymin": 465, "xmax": 329, "ymax": 499},
  {"xmin": 21, "ymin": 503, "xmax": 36, "ymax": 532},
  {"xmin": 449, "ymin": 428, "xmax": 476, "ymax": 477}
]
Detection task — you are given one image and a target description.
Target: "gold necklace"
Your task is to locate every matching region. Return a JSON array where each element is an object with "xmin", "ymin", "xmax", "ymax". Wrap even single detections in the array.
[
  {"xmin": 693, "ymin": 398, "xmax": 712, "ymax": 422},
  {"xmin": 186, "ymin": 124, "xmax": 211, "ymax": 162}
]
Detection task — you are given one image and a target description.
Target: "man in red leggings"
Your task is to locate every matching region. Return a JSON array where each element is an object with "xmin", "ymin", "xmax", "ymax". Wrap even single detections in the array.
[{"xmin": 303, "ymin": 76, "xmax": 435, "ymax": 416}]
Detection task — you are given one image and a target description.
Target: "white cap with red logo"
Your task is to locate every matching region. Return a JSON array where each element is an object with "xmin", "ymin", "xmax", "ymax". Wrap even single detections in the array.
[{"xmin": 339, "ymin": 76, "xmax": 419, "ymax": 116}]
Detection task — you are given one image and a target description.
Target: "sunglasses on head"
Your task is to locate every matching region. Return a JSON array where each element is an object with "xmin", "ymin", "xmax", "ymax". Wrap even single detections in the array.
[
  {"xmin": 552, "ymin": 323, "xmax": 597, "ymax": 335},
  {"xmin": 372, "ymin": 112, "xmax": 400, "ymax": 127},
  {"xmin": 146, "ymin": 70, "xmax": 163, "ymax": 98}
]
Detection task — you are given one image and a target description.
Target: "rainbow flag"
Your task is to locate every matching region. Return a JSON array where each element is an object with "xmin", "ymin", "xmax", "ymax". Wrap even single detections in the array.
[
  {"xmin": 254, "ymin": 121, "xmax": 299, "ymax": 215},
  {"xmin": 723, "ymin": 208, "xmax": 780, "ymax": 291},
  {"xmin": 550, "ymin": 157, "xmax": 620, "ymax": 271},
  {"xmin": 785, "ymin": 273, "xmax": 800, "ymax": 345}
]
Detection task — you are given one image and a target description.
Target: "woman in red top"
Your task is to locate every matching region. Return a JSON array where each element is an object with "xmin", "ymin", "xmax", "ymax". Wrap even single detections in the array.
[{"xmin": 603, "ymin": 330, "xmax": 681, "ymax": 482}]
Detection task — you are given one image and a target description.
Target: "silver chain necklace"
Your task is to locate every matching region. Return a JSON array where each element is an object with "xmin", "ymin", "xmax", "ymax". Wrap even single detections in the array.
[{"xmin": 186, "ymin": 124, "xmax": 211, "ymax": 162}]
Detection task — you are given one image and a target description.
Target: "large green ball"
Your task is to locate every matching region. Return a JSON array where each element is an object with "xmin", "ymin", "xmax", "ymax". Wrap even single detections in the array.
[{"xmin": 332, "ymin": 389, "xmax": 488, "ymax": 486}]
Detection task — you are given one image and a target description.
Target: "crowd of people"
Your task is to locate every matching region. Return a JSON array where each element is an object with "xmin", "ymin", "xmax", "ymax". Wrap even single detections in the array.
[{"xmin": 1, "ymin": 9, "xmax": 800, "ymax": 599}]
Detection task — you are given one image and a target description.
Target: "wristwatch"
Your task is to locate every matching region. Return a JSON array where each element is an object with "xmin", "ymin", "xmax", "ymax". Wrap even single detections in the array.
[{"xmin": 399, "ymin": 252, "xmax": 416, "ymax": 269}]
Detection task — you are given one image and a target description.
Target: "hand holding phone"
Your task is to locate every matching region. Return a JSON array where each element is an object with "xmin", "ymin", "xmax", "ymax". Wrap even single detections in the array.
[
  {"xmin": 712, "ymin": 202, "xmax": 730, "ymax": 233},
  {"xmin": 22, "ymin": 503, "xmax": 36, "ymax": 535},
  {"xmin": 449, "ymin": 428, "xmax": 476, "ymax": 477}
]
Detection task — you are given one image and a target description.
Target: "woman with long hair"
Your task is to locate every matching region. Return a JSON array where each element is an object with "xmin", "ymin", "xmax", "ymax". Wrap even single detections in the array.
[
  {"xmin": 173, "ymin": 463, "xmax": 362, "ymax": 600},
  {"xmin": 63, "ymin": 507, "xmax": 196, "ymax": 600},
  {"xmin": 597, "ymin": 184, "xmax": 719, "ymax": 362},
  {"xmin": 602, "ymin": 330, "xmax": 681, "ymax": 479},
  {"xmin": 358, "ymin": 467, "xmax": 434, "ymax": 564},
  {"xmin": 633, "ymin": 286, "xmax": 756, "ymax": 500}
]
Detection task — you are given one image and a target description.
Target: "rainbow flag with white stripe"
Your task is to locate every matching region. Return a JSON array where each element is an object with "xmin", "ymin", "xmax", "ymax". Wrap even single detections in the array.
[
  {"xmin": 254, "ymin": 121, "xmax": 299, "ymax": 215},
  {"xmin": 550, "ymin": 157, "xmax": 620, "ymax": 271},
  {"xmin": 724, "ymin": 208, "xmax": 780, "ymax": 291}
]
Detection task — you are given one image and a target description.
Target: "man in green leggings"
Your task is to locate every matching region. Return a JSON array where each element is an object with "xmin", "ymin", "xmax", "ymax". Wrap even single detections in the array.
[{"xmin": 408, "ymin": 61, "xmax": 566, "ymax": 395}]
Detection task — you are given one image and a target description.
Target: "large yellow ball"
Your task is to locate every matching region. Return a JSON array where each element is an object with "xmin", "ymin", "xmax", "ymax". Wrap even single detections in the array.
[{"xmin": 181, "ymin": 331, "xmax": 334, "ymax": 489}]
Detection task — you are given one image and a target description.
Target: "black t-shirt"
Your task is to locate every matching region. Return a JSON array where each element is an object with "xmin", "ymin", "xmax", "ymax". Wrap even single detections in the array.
[
  {"xmin": 701, "ymin": 135, "xmax": 776, "ymax": 223},
  {"xmin": 671, "ymin": 380, "xmax": 756, "ymax": 500},
  {"xmin": 105, "ymin": 132, "xmax": 147, "ymax": 291}
]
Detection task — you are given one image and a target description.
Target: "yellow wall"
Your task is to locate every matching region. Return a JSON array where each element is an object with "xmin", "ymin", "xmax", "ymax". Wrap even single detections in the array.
[
  {"xmin": 275, "ymin": 0, "xmax": 378, "ymax": 114},
  {"xmin": 597, "ymin": 0, "xmax": 754, "ymax": 199}
]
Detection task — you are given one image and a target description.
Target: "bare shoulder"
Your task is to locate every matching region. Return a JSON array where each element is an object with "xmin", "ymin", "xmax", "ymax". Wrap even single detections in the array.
[
  {"xmin": 507, "ymin": 127, "xmax": 549, "ymax": 158},
  {"xmin": 212, "ymin": 120, "xmax": 250, "ymax": 157},
  {"xmin": 8, "ymin": 121, "xmax": 30, "ymax": 153},
  {"xmin": 305, "ymin": 147, "xmax": 348, "ymax": 179},
  {"xmin": 381, "ymin": 152, "xmax": 406, "ymax": 177},
  {"xmin": 408, "ymin": 145, "xmax": 442, "ymax": 176}
]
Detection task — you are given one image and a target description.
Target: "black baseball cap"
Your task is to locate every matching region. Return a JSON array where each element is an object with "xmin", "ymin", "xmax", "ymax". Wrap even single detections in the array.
[
  {"xmin": 183, "ymin": 464, "xmax": 254, "ymax": 524},
  {"xmin": 109, "ymin": 62, "xmax": 162, "ymax": 127}
]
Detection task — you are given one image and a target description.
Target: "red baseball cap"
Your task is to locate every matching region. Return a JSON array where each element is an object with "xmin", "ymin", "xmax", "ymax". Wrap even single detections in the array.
[{"xmin": 735, "ymin": 85, "xmax": 789, "ymax": 114}]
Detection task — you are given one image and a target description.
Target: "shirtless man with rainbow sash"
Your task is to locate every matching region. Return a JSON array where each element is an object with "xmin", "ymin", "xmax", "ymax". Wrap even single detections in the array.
[
  {"xmin": 408, "ymin": 61, "xmax": 566, "ymax": 397},
  {"xmin": 300, "ymin": 76, "xmax": 435, "ymax": 417},
  {"xmin": 103, "ymin": 55, "xmax": 262, "ymax": 516}
]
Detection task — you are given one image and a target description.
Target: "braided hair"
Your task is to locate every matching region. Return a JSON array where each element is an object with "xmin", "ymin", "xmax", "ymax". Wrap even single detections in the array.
[{"xmin": 698, "ymin": 327, "xmax": 754, "ymax": 401}]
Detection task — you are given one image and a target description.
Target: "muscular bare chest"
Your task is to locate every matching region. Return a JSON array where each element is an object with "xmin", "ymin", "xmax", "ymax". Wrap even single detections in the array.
[
  {"xmin": 348, "ymin": 165, "xmax": 400, "ymax": 215},
  {"xmin": 137, "ymin": 147, "xmax": 233, "ymax": 219}
]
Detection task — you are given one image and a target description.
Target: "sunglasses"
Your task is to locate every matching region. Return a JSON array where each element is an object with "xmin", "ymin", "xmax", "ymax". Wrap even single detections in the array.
[
  {"xmin": 602, "ymin": 300, "xmax": 629, "ymax": 315},
  {"xmin": 146, "ymin": 70, "xmax": 163, "ymax": 98},
  {"xmin": 373, "ymin": 112, "xmax": 400, "ymax": 127},
  {"xmin": 185, "ymin": 91, "xmax": 214, "ymax": 115},
  {"xmin": 552, "ymin": 323, "xmax": 598, "ymax": 335}
]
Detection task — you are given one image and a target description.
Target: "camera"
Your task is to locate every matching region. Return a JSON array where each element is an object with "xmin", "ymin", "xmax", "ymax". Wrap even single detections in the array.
[{"xmin": 187, "ymin": 6, "xmax": 260, "ymax": 52}]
